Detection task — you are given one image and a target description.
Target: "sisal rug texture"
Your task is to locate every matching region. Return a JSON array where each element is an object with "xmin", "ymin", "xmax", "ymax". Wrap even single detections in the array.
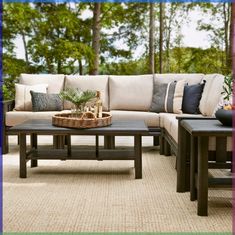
[{"xmin": 3, "ymin": 136, "xmax": 232, "ymax": 233}]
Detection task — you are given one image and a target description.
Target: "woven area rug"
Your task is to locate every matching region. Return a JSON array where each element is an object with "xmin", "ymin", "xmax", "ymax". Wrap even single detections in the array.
[{"xmin": 3, "ymin": 136, "xmax": 232, "ymax": 233}]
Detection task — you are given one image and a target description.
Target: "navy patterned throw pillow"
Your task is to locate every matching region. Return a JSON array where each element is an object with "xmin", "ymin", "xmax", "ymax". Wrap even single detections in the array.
[{"xmin": 30, "ymin": 91, "xmax": 63, "ymax": 112}]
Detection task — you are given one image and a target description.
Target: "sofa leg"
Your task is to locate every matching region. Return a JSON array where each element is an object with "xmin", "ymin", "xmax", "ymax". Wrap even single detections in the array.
[
  {"xmin": 2, "ymin": 127, "xmax": 9, "ymax": 154},
  {"xmin": 164, "ymin": 138, "xmax": 171, "ymax": 156},
  {"xmin": 153, "ymin": 136, "xmax": 159, "ymax": 146},
  {"xmin": 104, "ymin": 136, "xmax": 115, "ymax": 149},
  {"xmin": 159, "ymin": 136, "xmax": 164, "ymax": 155}
]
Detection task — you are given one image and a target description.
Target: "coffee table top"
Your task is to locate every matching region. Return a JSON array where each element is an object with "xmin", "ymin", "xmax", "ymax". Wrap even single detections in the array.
[
  {"xmin": 10, "ymin": 119, "xmax": 148, "ymax": 135},
  {"xmin": 181, "ymin": 119, "xmax": 232, "ymax": 136}
]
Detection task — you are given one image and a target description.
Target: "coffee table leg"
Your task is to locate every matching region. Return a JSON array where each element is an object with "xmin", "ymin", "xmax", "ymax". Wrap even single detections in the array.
[
  {"xmin": 198, "ymin": 136, "xmax": 209, "ymax": 216},
  {"xmin": 134, "ymin": 135, "xmax": 142, "ymax": 179},
  {"xmin": 19, "ymin": 133, "xmax": 27, "ymax": 178},
  {"xmin": 30, "ymin": 133, "xmax": 38, "ymax": 168}
]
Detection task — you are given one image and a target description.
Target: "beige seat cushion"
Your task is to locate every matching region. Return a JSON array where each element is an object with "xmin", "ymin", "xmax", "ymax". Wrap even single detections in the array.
[
  {"xmin": 159, "ymin": 113, "xmax": 203, "ymax": 129},
  {"xmin": 20, "ymin": 74, "xmax": 65, "ymax": 94},
  {"xmin": 6, "ymin": 110, "xmax": 67, "ymax": 126},
  {"xmin": 159, "ymin": 113, "xmax": 178, "ymax": 132},
  {"xmin": 64, "ymin": 75, "xmax": 109, "ymax": 111},
  {"xmin": 14, "ymin": 83, "xmax": 48, "ymax": 111},
  {"xmin": 110, "ymin": 110, "xmax": 159, "ymax": 127},
  {"xmin": 199, "ymin": 74, "xmax": 224, "ymax": 116},
  {"xmin": 154, "ymin": 73, "xmax": 204, "ymax": 85},
  {"xmin": 162, "ymin": 115, "xmax": 232, "ymax": 151},
  {"xmin": 109, "ymin": 75, "xmax": 153, "ymax": 111}
]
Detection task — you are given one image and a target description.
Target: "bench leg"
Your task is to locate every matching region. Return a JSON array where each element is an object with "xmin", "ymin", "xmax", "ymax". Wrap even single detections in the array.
[
  {"xmin": 30, "ymin": 133, "xmax": 38, "ymax": 168},
  {"xmin": 177, "ymin": 125, "xmax": 190, "ymax": 192},
  {"xmin": 134, "ymin": 135, "xmax": 142, "ymax": 179},
  {"xmin": 104, "ymin": 136, "xmax": 115, "ymax": 149},
  {"xmin": 53, "ymin": 135, "xmax": 65, "ymax": 149},
  {"xmin": 19, "ymin": 133, "xmax": 27, "ymax": 178},
  {"xmin": 197, "ymin": 136, "xmax": 209, "ymax": 216},
  {"xmin": 190, "ymin": 136, "xmax": 197, "ymax": 201}
]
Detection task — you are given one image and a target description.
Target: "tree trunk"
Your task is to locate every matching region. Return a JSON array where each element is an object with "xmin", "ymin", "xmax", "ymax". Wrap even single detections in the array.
[
  {"xmin": 57, "ymin": 60, "xmax": 62, "ymax": 74},
  {"xmin": 228, "ymin": 3, "xmax": 232, "ymax": 72},
  {"xmin": 90, "ymin": 3, "xmax": 101, "ymax": 75},
  {"xmin": 79, "ymin": 60, "xmax": 83, "ymax": 75},
  {"xmin": 223, "ymin": 3, "xmax": 229, "ymax": 72},
  {"xmin": 232, "ymin": 3, "xmax": 235, "ymax": 79},
  {"xmin": 46, "ymin": 58, "xmax": 54, "ymax": 73},
  {"xmin": 149, "ymin": 3, "xmax": 155, "ymax": 74},
  {"xmin": 159, "ymin": 3, "xmax": 164, "ymax": 73},
  {"xmin": 165, "ymin": 4, "xmax": 176, "ymax": 73},
  {"xmin": 22, "ymin": 33, "xmax": 29, "ymax": 67}
]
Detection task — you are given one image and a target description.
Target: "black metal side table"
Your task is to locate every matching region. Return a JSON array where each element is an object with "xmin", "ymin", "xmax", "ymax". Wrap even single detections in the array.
[{"xmin": 177, "ymin": 119, "xmax": 232, "ymax": 216}]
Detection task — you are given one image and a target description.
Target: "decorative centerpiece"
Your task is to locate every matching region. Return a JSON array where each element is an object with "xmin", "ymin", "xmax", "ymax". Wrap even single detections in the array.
[
  {"xmin": 59, "ymin": 88, "xmax": 96, "ymax": 117},
  {"xmin": 215, "ymin": 75, "xmax": 234, "ymax": 126},
  {"xmin": 52, "ymin": 88, "xmax": 112, "ymax": 128}
]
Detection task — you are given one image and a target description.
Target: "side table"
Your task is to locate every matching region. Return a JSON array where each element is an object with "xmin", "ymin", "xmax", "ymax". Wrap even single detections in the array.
[{"xmin": 177, "ymin": 119, "xmax": 232, "ymax": 216}]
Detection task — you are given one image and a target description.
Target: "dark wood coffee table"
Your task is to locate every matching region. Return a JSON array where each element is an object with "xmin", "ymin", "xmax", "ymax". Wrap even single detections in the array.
[{"xmin": 10, "ymin": 119, "xmax": 148, "ymax": 179}]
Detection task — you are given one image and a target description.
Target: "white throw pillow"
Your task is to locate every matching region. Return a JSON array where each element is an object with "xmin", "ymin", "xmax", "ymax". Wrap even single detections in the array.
[{"xmin": 14, "ymin": 83, "xmax": 48, "ymax": 111}]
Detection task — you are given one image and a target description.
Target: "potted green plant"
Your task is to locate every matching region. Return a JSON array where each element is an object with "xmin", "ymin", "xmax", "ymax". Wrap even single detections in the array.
[
  {"xmin": 215, "ymin": 74, "xmax": 234, "ymax": 126},
  {"xmin": 59, "ymin": 88, "xmax": 96, "ymax": 117},
  {"xmin": 221, "ymin": 74, "xmax": 233, "ymax": 110}
]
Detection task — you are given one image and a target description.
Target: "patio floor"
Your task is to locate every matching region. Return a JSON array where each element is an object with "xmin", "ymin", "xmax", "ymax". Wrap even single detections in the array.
[{"xmin": 3, "ymin": 136, "xmax": 232, "ymax": 233}]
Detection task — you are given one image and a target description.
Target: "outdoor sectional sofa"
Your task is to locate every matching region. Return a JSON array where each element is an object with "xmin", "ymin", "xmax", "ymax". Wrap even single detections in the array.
[{"xmin": 2, "ymin": 73, "xmax": 232, "ymax": 163}]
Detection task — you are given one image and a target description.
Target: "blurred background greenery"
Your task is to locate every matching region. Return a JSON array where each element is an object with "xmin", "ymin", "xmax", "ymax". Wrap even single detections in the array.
[{"xmin": 2, "ymin": 2, "xmax": 232, "ymax": 99}]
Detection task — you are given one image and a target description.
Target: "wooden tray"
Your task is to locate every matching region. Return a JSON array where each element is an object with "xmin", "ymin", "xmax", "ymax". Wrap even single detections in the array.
[{"xmin": 52, "ymin": 112, "xmax": 112, "ymax": 129}]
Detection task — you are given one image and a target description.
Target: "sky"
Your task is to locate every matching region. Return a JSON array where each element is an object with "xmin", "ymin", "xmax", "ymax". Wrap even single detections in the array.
[{"xmin": 14, "ymin": 7, "xmax": 214, "ymax": 60}]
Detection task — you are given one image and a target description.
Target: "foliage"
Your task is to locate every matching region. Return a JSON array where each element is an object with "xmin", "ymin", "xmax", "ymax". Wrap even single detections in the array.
[
  {"xmin": 3, "ymin": 55, "xmax": 29, "ymax": 100},
  {"xmin": 101, "ymin": 47, "xmax": 230, "ymax": 75},
  {"xmin": 196, "ymin": 3, "xmax": 232, "ymax": 74},
  {"xmin": 59, "ymin": 88, "xmax": 96, "ymax": 109},
  {"xmin": 222, "ymin": 74, "xmax": 233, "ymax": 101},
  {"xmin": 2, "ymin": 2, "xmax": 232, "ymax": 100}
]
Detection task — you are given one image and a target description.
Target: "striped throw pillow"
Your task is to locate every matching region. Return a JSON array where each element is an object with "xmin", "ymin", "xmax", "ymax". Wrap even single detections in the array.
[{"xmin": 150, "ymin": 80, "xmax": 185, "ymax": 114}]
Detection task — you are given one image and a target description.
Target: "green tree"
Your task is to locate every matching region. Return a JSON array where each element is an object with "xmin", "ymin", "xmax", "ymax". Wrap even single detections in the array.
[
  {"xmin": 197, "ymin": 2, "xmax": 232, "ymax": 74},
  {"xmin": 28, "ymin": 3, "xmax": 93, "ymax": 74},
  {"xmin": 149, "ymin": 2, "xmax": 155, "ymax": 73}
]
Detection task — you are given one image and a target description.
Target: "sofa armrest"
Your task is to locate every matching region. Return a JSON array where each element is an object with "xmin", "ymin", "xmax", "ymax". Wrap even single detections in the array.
[
  {"xmin": 3, "ymin": 100, "xmax": 15, "ymax": 113},
  {"xmin": 2, "ymin": 100, "xmax": 15, "ymax": 128}
]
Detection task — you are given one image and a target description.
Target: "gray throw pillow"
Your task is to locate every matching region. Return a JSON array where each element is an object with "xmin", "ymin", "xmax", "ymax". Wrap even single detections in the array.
[
  {"xmin": 150, "ymin": 80, "xmax": 185, "ymax": 114},
  {"xmin": 30, "ymin": 91, "xmax": 63, "ymax": 112}
]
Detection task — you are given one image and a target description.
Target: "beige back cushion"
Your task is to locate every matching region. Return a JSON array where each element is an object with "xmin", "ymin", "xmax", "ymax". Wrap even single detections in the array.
[
  {"xmin": 64, "ymin": 75, "xmax": 109, "ymax": 111},
  {"xmin": 154, "ymin": 73, "xmax": 204, "ymax": 85},
  {"xmin": 14, "ymin": 83, "xmax": 48, "ymax": 111},
  {"xmin": 109, "ymin": 75, "xmax": 153, "ymax": 111},
  {"xmin": 20, "ymin": 74, "xmax": 65, "ymax": 94},
  {"xmin": 199, "ymin": 74, "xmax": 224, "ymax": 116}
]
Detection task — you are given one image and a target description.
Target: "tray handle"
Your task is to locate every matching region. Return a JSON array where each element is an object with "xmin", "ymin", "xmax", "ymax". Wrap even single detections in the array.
[{"xmin": 81, "ymin": 111, "xmax": 97, "ymax": 119}]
